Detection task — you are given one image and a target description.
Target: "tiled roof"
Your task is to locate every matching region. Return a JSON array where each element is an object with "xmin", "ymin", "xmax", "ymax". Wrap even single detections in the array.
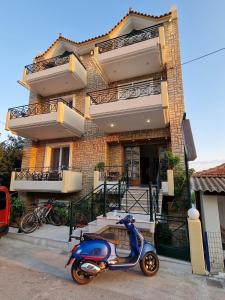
[
  {"xmin": 35, "ymin": 9, "xmax": 171, "ymax": 58},
  {"xmin": 193, "ymin": 163, "xmax": 225, "ymax": 177},
  {"xmin": 191, "ymin": 163, "xmax": 225, "ymax": 193}
]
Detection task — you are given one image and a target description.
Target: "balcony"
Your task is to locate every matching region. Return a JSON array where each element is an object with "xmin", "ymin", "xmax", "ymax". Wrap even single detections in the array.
[
  {"xmin": 22, "ymin": 52, "xmax": 87, "ymax": 96},
  {"xmin": 10, "ymin": 168, "xmax": 82, "ymax": 193},
  {"xmin": 94, "ymin": 24, "xmax": 165, "ymax": 81},
  {"xmin": 6, "ymin": 99, "xmax": 85, "ymax": 140},
  {"xmin": 89, "ymin": 78, "xmax": 169, "ymax": 133}
]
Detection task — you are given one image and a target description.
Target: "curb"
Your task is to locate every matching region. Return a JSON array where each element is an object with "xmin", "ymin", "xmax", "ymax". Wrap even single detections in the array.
[{"xmin": 7, "ymin": 231, "xmax": 74, "ymax": 252}]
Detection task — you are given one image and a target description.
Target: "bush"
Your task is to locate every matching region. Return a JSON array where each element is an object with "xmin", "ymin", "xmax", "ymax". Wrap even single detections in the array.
[
  {"xmin": 53, "ymin": 202, "xmax": 69, "ymax": 225},
  {"xmin": 10, "ymin": 196, "xmax": 24, "ymax": 226},
  {"xmin": 166, "ymin": 151, "xmax": 180, "ymax": 169}
]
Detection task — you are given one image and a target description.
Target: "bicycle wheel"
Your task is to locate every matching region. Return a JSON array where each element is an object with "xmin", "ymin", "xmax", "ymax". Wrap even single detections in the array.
[
  {"xmin": 20, "ymin": 212, "xmax": 39, "ymax": 234},
  {"xmin": 48, "ymin": 211, "xmax": 62, "ymax": 226}
]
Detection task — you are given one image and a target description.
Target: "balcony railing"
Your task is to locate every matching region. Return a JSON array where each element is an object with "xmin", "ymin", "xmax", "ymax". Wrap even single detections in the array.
[
  {"xmin": 14, "ymin": 167, "xmax": 81, "ymax": 182},
  {"xmin": 8, "ymin": 98, "xmax": 84, "ymax": 119},
  {"xmin": 25, "ymin": 52, "xmax": 85, "ymax": 74},
  {"xmin": 96, "ymin": 24, "xmax": 162, "ymax": 53},
  {"xmin": 88, "ymin": 79, "xmax": 161, "ymax": 105}
]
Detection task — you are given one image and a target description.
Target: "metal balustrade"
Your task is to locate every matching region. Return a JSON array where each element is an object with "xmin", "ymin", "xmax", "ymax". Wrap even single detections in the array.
[
  {"xmin": 96, "ymin": 24, "xmax": 162, "ymax": 53},
  {"xmin": 88, "ymin": 79, "xmax": 161, "ymax": 105},
  {"xmin": 14, "ymin": 167, "xmax": 81, "ymax": 182},
  {"xmin": 8, "ymin": 98, "xmax": 84, "ymax": 119},
  {"xmin": 25, "ymin": 52, "xmax": 85, "ymax": 74}
]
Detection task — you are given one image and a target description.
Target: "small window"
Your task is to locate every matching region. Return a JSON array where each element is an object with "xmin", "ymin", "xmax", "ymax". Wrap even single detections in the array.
[{"xmin": 0, "ymin": 192, "xmax": 6, "ymax": 210}]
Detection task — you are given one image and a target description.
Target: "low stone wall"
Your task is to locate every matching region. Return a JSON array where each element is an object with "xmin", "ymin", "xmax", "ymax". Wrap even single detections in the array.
[{"xmin": 99, "ymin": 225, "xmax": 154, "ymax": 250}]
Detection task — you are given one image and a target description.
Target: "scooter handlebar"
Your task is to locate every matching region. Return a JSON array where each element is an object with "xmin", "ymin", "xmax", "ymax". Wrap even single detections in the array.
[{"xmin": 116, "ymin": 215, "xmax": 135, "ymax": 225}]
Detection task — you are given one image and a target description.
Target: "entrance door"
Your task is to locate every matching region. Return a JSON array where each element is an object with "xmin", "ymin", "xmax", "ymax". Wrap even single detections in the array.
[{"xmin": 125, "ymin": 147, "xmax": 140, "ymax": 185}]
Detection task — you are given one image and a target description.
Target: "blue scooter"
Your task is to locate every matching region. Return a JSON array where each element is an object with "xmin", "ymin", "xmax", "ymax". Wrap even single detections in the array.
[{"xmin": 66, "ymin": 215, "xmax": 159, "ymax": 284}]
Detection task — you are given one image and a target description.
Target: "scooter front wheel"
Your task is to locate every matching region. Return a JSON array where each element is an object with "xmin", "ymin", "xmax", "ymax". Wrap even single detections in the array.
[
  {"xmin": 140, "ymin": 251, "xmax": 159, "ymax": 276},
  {"xmin": 71, "ymin": 260, "xmax": 93, "ymax": 285}
]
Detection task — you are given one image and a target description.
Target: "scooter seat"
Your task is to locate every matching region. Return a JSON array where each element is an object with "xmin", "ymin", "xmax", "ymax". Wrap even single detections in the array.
[{"xmin": 83, "ymin": 232, "xmax": 120, "ymax": 245}]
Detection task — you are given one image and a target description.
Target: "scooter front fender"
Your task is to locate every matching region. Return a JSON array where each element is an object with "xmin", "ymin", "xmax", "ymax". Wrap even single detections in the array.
[{"xmin": 141, "ymin": 241, "xmax": 157, "ymax": 259}]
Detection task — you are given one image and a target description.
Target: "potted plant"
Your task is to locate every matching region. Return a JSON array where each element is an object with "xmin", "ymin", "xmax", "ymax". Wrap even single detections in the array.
[{"xmin": 95, "ymin": 162, "xmax": 105, "ymax": 171}]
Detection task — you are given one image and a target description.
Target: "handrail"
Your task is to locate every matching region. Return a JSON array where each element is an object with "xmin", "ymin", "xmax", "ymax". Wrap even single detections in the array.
[
  {"xmin": 25, "ymin": 52, "xmax": 86, "ymax": 74},
  {"xmin": 88, "ymin": 78, "xmax": 161, "ymax": 105},
  {"xmin": 95, "ymin": 23, "xmax": 162, "ymax": 53},
  {"xmin": 8, "ymin": 98, "xmax": 84, "ymax": 119}
]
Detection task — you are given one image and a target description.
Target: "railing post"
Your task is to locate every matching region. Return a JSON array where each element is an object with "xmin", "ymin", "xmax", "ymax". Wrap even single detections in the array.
[
  {"xmin": 103, "ymin": 180, "xmax": 107, "ymax": 217},
  {"xmin": 149, "ymin": 182, "xmax": 153, "ymax": 222},
  {"xmin": 118, "ymin": 179, "xmax": 121, "ymax": 210},
  {"xmin": 69, "ymin": 201, "xmax": 73, "ymax": 242},
  {"xmin": 125, "ymin": 163, "xmax": 129, "ymax": 187},
  {"xmin": 125, "ymin": 184, "xmax": 128, "ymax": 213},
  {"xmin": 90, "ymin": 189, "xmax": 94, "ymax": 221},
  {"xmin": 155, "ymin": 188, "xmax": 158, "ymax": 213}
]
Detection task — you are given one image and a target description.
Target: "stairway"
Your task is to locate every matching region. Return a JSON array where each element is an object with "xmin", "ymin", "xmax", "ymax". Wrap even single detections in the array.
[
  {"xmin": 120, "ymin": 186, "xmax": 163, "ymax": 214},
  {"xmin": 71, "ymin": 186, "xmax": 163, "ymax": 239}
]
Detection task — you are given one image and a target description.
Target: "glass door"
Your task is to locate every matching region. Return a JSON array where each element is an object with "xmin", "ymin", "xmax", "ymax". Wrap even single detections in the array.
[
  {"xmin": 50, "ymin": 147, "xmax": 69, "ymax": 170},
  {"xmin": 125, "ymin": 146, "xmax": 140, "ymax": 185}
]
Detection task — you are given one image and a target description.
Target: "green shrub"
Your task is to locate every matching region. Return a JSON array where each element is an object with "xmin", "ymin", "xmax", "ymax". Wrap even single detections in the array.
[
  {"xmin": 166, "ymin": 151, "xmax": 180, "ymax": 169},
  {"xmin": 10, "ymin": 196, "xmax": 24, "ymax": 225},
  {"xmin": 53, "ymin": 202, "xmax": 69, "ymax": 225}
]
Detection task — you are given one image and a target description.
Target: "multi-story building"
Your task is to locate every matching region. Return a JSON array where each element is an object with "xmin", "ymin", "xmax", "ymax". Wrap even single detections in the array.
[{"xmin": 6, "ymin": 8, "xmax": 192, "ymax": 211}]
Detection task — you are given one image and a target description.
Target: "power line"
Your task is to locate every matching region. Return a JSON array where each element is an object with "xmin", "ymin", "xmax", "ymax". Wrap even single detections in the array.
[{"xmin": 181, "ymin": 47, "xmax": 225, "ymax": 66}]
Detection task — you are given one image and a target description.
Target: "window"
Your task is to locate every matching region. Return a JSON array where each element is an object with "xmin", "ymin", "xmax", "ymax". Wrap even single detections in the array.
[
  {"xmin": 50, "ymin": 146, "xmax": 70, "ymax": 170},
  {"xmin": 0, "ymin": 192, "xmax": 6, "ymax": 210}
]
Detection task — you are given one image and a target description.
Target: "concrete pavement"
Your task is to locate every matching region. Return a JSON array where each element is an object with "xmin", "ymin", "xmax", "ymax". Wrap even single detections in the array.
[{"xmin": 0, "ymin": 236, "xmax": 225, "ymax": 299}]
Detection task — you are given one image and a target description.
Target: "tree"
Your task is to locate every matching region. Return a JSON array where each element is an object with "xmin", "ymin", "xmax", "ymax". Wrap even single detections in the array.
[{"xmin": 0, "ymin": 135, "xmax": 24, "ymax": 187}]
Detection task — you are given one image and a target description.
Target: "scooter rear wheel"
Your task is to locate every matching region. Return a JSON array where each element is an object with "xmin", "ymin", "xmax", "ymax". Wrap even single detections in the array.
[
  {"xmin": 140, "ymin": 251, "xmax": 159, "ymax": 276},
  {"xmin": 71, "ymin": 260, "xmax": 93, "ymax": 285}
]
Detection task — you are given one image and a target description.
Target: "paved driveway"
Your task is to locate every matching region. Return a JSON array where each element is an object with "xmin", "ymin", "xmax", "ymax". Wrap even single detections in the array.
[{"xmin": 0, "ymin": 237, "xmax": 224, "ymax": 299}]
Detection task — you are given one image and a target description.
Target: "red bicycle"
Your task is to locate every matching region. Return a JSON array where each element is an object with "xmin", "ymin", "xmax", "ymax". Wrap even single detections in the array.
[{"xmin": 20, "ymin": 199, "xmax": 61, "ymax": 233}]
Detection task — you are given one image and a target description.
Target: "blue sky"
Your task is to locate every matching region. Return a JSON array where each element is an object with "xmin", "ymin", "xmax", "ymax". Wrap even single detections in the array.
[{"xmin": 0, "ymin": 0, "xmax": 224, "ymax": 170}]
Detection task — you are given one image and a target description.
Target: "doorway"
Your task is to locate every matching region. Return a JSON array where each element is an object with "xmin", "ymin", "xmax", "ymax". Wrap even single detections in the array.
[{"xmin": 125, "ymin": 144, "xmax": 160, "ymax": 186}]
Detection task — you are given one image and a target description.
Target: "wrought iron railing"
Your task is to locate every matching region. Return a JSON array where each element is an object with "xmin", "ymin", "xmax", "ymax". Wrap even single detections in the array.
[
  {"xmin": 88, "ymin": 79, "xmax": 161, "ymax": 105},
  {"xmin": 14, "ymin": 167, "xmax": 81, "ymax": 182},
  {"xmin": 25, "ymin": 52, "xmax": 85, "ymax": 74},
  {"xmin": 96, "ymin": 24, "xmax": 162, "ymax": 53},
  {"xmin": 68, "ymin": 181, "xmax": 159, "ymax": 241},
  {"xmin": 8, "ymin": 98, "xmax": 84, "ymax": 119},
  {"xmin": 95, "ymin": 165, "xmax": 128, "ymax": 182}
]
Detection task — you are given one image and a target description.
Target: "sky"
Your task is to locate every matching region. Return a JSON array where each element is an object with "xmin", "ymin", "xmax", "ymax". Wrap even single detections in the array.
[{"xmin": 0, "ymin": 0, "xmax": 224, "ymax": 171}]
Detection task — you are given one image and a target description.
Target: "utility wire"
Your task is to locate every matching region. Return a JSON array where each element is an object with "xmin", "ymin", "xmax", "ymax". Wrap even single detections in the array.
[{"xmin": 181, "ymin": 47, "xmax": 225, "ymax": 66}]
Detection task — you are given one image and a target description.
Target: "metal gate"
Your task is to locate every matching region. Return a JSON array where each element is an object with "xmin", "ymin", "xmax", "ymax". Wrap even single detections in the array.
[{"xmin": 154, "ymin": 214, "xmax": 190, "ymax": 261}]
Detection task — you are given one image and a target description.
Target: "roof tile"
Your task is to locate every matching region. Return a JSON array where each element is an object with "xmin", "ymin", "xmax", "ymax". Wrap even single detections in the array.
[{"xmin": 35, "ymin": 9, "xmax": 171, "ymax": 58}]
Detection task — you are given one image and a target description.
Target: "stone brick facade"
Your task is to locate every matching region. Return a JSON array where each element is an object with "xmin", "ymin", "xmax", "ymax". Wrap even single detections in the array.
[
  {"xmin": 100, "ymin": 226, "xmax": 154, "ymax": 250},
  {"xmin": 18, "ymin": 9, "xmax": 185, "ymax": 203}
]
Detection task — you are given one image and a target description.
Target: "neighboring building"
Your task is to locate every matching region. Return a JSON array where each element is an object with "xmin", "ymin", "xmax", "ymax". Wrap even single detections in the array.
[
  {"xmin": 191, "ymin": 164, "xmax": 225, "ymax": 273},
  {"xmin": 5, "ymin": 8, "xmax": 192, "ymax": 207}
]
